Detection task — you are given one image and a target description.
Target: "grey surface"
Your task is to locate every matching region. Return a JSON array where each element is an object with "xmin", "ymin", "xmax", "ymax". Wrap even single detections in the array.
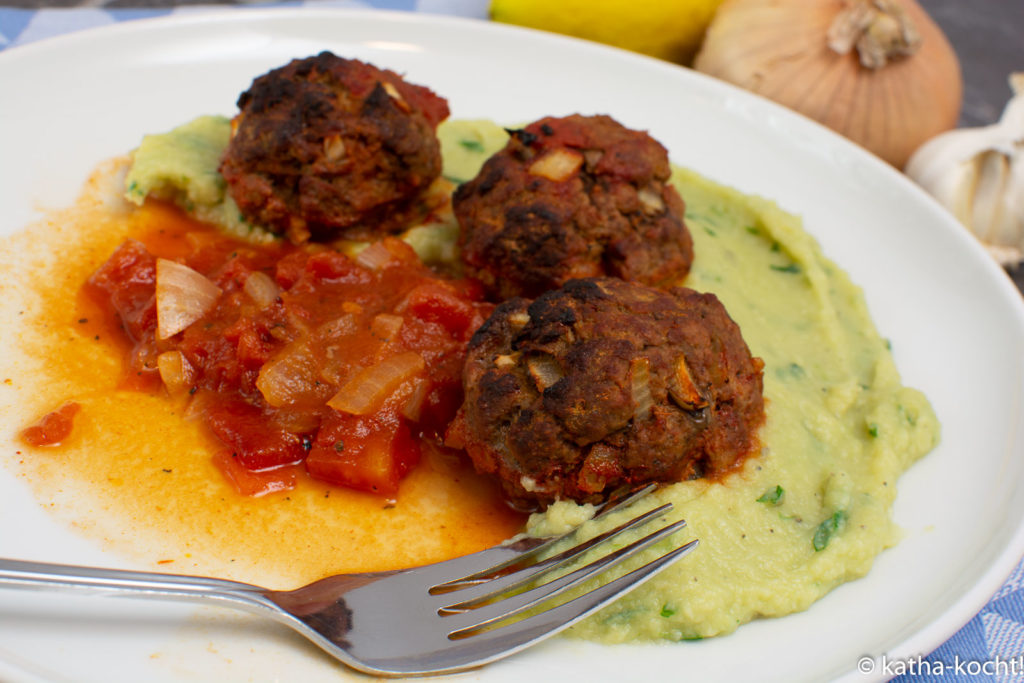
[{"xmin": 922, "ymin": 0, "xmax": 1023, "ymax": 127}]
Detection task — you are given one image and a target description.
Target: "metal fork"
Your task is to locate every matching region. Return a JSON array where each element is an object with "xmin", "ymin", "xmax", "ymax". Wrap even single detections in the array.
[{"xmin": 0, "ymin": 486, "xmax": 696, "ymax": 677}]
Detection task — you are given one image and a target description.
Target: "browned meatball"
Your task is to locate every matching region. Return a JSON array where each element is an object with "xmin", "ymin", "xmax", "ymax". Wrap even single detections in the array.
[
  {"xmin": 220, "ymin": 52, "xmax": 450, "ymax": 244},
  {"xmin": 454, "ymin": 114, "xmax": 693, "ymax": 300},
  {"xmin": 448, "ymin": 277, "xmax": 764, "ymax": 511}
]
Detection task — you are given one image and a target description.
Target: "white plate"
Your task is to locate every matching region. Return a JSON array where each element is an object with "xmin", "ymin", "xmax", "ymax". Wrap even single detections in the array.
[{"xmin": 2, "ymin": 9, "xmax": 1023, "ymax": 683}]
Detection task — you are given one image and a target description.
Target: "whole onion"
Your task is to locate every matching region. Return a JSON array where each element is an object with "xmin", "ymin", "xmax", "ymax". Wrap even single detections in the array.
[{"xmin": 694, "ymin": 0, "xmax": 963, "ymax": 168}]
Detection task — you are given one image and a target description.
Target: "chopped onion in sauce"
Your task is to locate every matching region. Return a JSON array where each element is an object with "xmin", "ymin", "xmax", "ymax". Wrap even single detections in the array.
[
  {"xmin": 328, "ymin": 351, "xmax": 425, "ymax": 415},
  {"xmin": 157, "ymin": 351, "xmax": 196, "ymax": 395},
  {"xmin": 256, "ymin": 342, "xmax": 320, "ymax": 408},
  {"xmin": 355, "ymin": 241, "xmax": 396, "ymax": 271},
  {"xmin": 155, "ymin": 258, "xmax": 222, "ymax": 340},
  {"xmin": 243, "ymin": 271, "xmax": 280, "ymax": 309},
  {"xmin": 318, "ymin": 314, "xmax": 358, "ymax": 342},
  {"xmin": 371, "ymin": 313, "xmax": 404, "ymax": 341},
  {"xmin": 400, "ymin": 377, "xmax": 430, "ymax": 422}
]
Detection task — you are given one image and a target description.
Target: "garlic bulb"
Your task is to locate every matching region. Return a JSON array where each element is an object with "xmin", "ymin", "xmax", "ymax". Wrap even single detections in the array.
[
  {"xmin": 694, "ymin": 0, "xmax": 962, "ymax": 168},
  {"xmin": 906, "ymin": 74, "xmax": 1024, "ymax": 266}
]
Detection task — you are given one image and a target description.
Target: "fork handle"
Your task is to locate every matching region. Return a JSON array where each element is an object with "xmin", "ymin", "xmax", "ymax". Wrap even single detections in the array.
[{"xmin": 0, "ymin": 557, "xmax": 272, "ymax": 614}]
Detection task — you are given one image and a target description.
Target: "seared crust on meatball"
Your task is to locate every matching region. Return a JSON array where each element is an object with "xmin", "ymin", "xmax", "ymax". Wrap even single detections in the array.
[
  {"xmin": 449, "ymin": 277, "xmax": 764, "ymax": 510},
  {"xmin": 454, "ymin": 115, "xmax": 693, "ymax": 300},
  {"xmin": 220, "ymin": 52, "xmax": 450, "ymax": 243}
]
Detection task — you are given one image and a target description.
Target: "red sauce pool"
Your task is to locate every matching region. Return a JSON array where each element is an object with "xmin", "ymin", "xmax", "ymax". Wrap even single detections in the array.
[{"xmin": 8, "ymin": 178, "xmax": 524, "ymax": 587}]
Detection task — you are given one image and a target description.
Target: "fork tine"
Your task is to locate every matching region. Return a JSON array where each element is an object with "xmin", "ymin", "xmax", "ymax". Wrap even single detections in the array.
[
  {"xmin": 443, "ymin": 517, "xmax": 690, "ymax": 635},
  {"xmin": 590, "ymin": 483, "xmax": 660, "ymax": 520},
  {"xmin": 448, "ymin": 536, "xmax": 699, "ymax": 647},
  {"xmin": 430, "ymin": 483, "xmax": 662, "ymax": 593},
  {"xmin": 438, "ymin": 503, "xmax": 675, "ymax": 613}
]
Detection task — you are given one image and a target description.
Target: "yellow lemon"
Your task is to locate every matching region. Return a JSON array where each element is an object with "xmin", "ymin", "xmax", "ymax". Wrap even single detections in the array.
[{"xmin": 489, "ymin": 0, "xmax": 725, "ymax": 65}]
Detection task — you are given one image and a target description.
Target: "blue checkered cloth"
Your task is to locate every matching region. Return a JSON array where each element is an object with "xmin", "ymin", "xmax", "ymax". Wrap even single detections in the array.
[
  {"xmin": 2, "ymin": 3, "xmax": 1023, "ymax": 679},
  {"xmin": 917, "ymin": 560, "xmax": 1024, "ymax": 682},
  {"xmin": 0, "ymin": 0, "xmax": 488, "ymax": 50}
]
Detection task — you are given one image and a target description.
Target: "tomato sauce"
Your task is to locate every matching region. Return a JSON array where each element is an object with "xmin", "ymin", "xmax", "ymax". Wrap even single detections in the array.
[
  {"xmin": 4, "ymin": 166, "xmax": 526, "ymax": 586},
  {"xmin": 83, "ymin": 202, "xmax": 492, "ymax": 498}
]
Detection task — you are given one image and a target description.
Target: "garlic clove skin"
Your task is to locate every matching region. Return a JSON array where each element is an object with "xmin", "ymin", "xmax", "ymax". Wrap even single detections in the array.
[
  {"xmin": 999, "ymin": 155, "xmax": 1024, "ymax": 264},
  {"xmin": 906, "ymin": 73, "xmax": 1024, "ymax": 266},
  {"xmin": 906, "ymin": 128, "xmax": 996, "ymax": 199},
  {"xmin": 1001, "ymin": 73, "xmax": 1024, "ymax": 132},
  {"xmin": 971, "ymin": 152, "xmax": 1009, "ymax": 245}
]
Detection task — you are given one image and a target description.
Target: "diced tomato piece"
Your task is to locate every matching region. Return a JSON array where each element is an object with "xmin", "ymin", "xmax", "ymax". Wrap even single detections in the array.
[
  {"xmin": 207, "ymin": 252, "xmax": 258, "ymax": 289},
  {"xmin": 236, "ymin": 327, "xmax": 271, "ymax": 368},
  {"xmin": 120, "ymin": 338, "xmax": 163, "ymax": 391},
  {"xmin": 20, "ymin": 402, "xmax": 81, "ymax": 447},
  {"xmin": 379, "ymin": 237, "xmax": 420, "ymax": 266},
  {"xmin": 229, "ymin": 318, "xmax": 275, "ymax": 369},
  {"xmin": 306, "ymin": 410, "xmax": 420, "ymax": 495},
  {"xmin": 85, "ymin": 240, "xmax": 158, "ymax": 341},
  {"xmin": 305, "ymin": 251, "xmax": 373, "ymax": 285},
  {"xmin": 403, "ymin": 282, "xmax": 482, "ymax": 339},
  {"xmin": 274, "ymin": 251, "xmax": 309, "ymax": 289},
  {"xmin": 205, "ymin": 398, "xmax": 308, "ymax": 471},
  {"xmin": 211, "ymin": 450, "xmax": 298, "ymax": 497}
]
